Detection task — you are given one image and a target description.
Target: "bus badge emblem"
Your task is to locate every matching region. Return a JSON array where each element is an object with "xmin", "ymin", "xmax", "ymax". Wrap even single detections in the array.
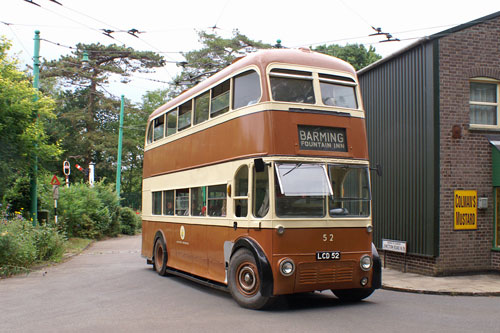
[{"xmin": 180, "ymin": 225, "xmax": 186, "ymax": 240}]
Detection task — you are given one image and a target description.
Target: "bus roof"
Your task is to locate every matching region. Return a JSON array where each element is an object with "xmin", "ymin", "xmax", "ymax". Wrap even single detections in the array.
[{"xmin": 148, "ymin": 48, "xmax": 357, "ymax": 121}]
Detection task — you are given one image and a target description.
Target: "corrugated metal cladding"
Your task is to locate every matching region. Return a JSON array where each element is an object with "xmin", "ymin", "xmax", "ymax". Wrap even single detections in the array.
[{"xmin": 359, "ymin": 41, "xmax": 439, "ymax": 257}]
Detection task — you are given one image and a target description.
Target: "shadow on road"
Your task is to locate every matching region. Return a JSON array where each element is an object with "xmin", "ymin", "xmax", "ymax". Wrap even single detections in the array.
[{"xmin": 146, "ymin": 264, "xmax": 376, "ymax": 312}]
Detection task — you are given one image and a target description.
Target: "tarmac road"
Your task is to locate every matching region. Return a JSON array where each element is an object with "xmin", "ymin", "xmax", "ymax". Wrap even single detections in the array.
[{"xmin": 1, "ymin": 235, "xmax": 498, "ymax": 332}]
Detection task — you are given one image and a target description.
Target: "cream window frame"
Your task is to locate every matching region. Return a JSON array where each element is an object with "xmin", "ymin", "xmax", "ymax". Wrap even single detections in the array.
[{"xmin": 469, "ymin": 77, "xmax": 500, "ymax": 130}]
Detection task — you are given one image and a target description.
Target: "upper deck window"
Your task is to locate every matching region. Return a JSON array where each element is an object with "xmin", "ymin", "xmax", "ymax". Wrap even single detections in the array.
[
  {"xmin": 166, "ymin": 109, "xmax": 177, "ymax": 136},
  {"xmin": 319, "ymin": 74, "xmax": 358, "ymax": 109},
  {"xmin": 147, "ymin": 122, "xmax": 153, "ymax": 144},
  {"xmin": 178, "ymin": 100, "xmax": 192, "ymax": 131},
  {"xmin": 153, "ymin": 115, "xmax": 165, "ymax": 141},
  {"xmin": 211, "ymin": 80, "xmax": 230, "ymax": 117},
  {"xmin": 270, "ymin": 69, "xmax": 315, "ymax": 104},
  {"xmin": 233, "ymin": 70, "xmax": 261, "ymax": 109},
  {"xmin": 194, "ymin": 92, "xmax": 210, "ymax": 125}
]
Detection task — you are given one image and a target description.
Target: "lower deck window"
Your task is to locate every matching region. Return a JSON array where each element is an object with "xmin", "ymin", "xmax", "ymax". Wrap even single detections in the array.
[
  {"xmin": 207, "ymin": 185, "xmax": 226, "ymax": 217},
  {"xmin": 328, "ymin": 165, "xmax": 370, "ymax": 217},
  {"xmin": 175, "ymin": 189, "xmax": 189, "ymax": 216},
  {"xmin": 191, "ymin": 187, "xmax": 206, "ymax": 216},
  {"xmin": 163, "ymin": 190, "xmax": 174, "ymax": 215},
  {"xmin": 152, "ymin": 191, "xmax": 162, "ymax": 215},
  {"xmin": 273, "ymin": 163, "xmax": 370, "ymax": 218}
]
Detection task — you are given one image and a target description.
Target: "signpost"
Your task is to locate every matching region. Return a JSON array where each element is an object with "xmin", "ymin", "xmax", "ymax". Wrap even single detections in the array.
[
  {"xmin": 50, "ymin": 175, "xmax": 61, "ymax": 224},
  {"xmin": 382, "ymin": 238, "xmax": 407, "ymax": 272},
  {"xmin": 454, "ymin": 190, "xmax": 477, "ymax": 230},
  {"xmin": 63, "ymin": 160, "xmax": 70, "ymax": 188}
]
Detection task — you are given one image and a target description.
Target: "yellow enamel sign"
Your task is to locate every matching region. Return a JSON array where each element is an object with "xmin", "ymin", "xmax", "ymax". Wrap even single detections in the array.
[{"xmin": 454, "ymin": 190, "xmax": 477, "ymax": 230}]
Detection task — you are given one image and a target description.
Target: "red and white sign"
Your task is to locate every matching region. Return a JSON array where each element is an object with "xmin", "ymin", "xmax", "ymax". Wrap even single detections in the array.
[
  {"xmin": 63, "ymin": 160, "xmax": 70, "ymax": 176},
  {"xmin": 50, "ymin": 175, "xmax": 61, "ymax": 186}
]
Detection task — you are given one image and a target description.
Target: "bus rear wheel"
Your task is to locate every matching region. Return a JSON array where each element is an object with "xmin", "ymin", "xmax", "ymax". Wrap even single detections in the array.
[
  {"xmin": 153, "ymin": 236, "xmax": 168, "ymax": 276},
  {"xmin": 228, "ymin": 249, "xmax": 273, "ymax": 310},
  {"xmin": 332, "ymin": 288, "xmax": 375, "ymax": 302}
]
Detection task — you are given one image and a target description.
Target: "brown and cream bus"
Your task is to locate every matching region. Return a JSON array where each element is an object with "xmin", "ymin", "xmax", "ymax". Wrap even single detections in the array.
[{"xmin": 141, "ymin": 48, "xmax": 381, "ymax": 309}]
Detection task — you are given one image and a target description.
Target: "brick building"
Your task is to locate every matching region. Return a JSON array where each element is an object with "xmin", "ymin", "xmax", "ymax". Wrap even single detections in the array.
[{"xmin": 358, "ymin": 12, "xmax": 500, "ymax": 275}]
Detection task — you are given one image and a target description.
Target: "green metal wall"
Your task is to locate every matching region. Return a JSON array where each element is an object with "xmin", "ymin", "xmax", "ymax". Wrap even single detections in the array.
[{"xmin": 359, "ymin": 41, "xmax": 439, "ymax": 256}]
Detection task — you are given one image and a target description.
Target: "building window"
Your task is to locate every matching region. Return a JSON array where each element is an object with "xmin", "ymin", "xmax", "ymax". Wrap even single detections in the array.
[{"xmin": 470, "ymin": 79, "xmax": 499, "ymax": 127}]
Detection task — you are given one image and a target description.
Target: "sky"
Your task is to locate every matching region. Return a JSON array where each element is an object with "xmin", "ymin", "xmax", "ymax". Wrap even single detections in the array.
[{"xmin": 1, "ymin": 0, "xmax": 499, "ymax": 103}]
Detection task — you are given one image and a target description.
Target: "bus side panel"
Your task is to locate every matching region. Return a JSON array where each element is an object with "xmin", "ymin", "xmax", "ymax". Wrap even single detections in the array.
[
  {"xmin": 206, "ymin": 225, "xmax": 229, "ymax": 283},
  {"xmin": 143, "ymin": 221, "xmax": 251, "ymax": 284},
  {"xmin": 143, "ymin": 112, "xmax": 271, "ymax": 178},
  {"xmin": 141, "ymin": 220, "xmax": 156, "ymax": 260}
]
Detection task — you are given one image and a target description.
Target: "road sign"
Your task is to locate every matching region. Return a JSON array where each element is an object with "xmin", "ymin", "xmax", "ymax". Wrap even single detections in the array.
[
  {"xmin": 50, "ymin": 175, "xmax": 61, "ymax": 186},
  {"xmin": 63, "ymin": 160, "xmax": 71, "ymax": 176},
  {"xmin": 52, "ymin": 185, "xmax": 59, "ymax": 200}
]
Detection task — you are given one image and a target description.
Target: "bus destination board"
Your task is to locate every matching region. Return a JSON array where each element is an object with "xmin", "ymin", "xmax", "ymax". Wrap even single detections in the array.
[{"xmin": 298, "ymin": 125, "xmax": 347, "ymax": 152}]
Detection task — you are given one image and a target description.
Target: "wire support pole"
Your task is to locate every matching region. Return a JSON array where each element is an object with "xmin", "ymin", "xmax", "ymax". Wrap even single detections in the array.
[
  {"xmin": 30, "ymin": 30, "xmax": 40, "ymax": 226},
  {"xmin": 115, "ymin": 94, "xmax": 125, "ymax": 201}
]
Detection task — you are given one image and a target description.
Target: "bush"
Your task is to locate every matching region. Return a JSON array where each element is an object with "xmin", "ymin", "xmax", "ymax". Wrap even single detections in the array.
[
  {"xmin": 33, "ymin": 224, "xmax": 66, "ymax": 261},
  {"xmin": 119, "ymin": 206, "xmax": 141, "ymax": 235},
  {"xmin": 0, "ymin": 209, "xmax": 65, "ymax": 277},
  {"xmin": 57, "ymin": 181, "xmax": 119, "ymax": 239}
]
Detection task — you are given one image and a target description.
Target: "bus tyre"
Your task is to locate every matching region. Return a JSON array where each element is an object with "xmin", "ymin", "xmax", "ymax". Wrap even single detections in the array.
[
  {"xmin": 153, "ymin": 236, "xmax": 168, "ymax": 276},
  {"xmin": 228, "ymin": 249, "xmax": 273, "ymax": 310},
  {"xmin": 332, "ymin": 288, "xmax": 375, "ymax": 302}
]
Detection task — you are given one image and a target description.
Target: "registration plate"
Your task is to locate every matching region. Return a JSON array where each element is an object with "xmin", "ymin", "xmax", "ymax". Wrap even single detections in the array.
[{"xmin": 316, "ymin": 251, "xmax": 341, "ymax": 260}]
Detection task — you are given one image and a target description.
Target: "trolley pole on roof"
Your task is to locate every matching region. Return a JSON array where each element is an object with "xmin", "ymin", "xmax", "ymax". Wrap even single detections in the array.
[
  {"xmin": 115, "ymin": 95, "xmax": 124, "ymax": 201},
  {"xmin": 29, "ymin": 30, "xmax": 41, "ymax": 226}
]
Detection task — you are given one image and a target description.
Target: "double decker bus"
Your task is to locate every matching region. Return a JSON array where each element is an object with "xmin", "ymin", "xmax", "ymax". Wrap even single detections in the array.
[{"xmin": 141, "ymin": 48, "xmax": 381, "ymax": 309}]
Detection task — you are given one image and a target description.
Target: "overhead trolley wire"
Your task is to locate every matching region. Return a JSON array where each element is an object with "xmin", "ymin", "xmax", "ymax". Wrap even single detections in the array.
[{"xmin": 1, "ymin": 21, "xmax": 32, "ymax": 58}]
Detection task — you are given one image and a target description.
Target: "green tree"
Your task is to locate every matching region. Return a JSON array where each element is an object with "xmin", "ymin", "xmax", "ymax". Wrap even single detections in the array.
[
  {"xmin": 313, "ymin": 43, "xmax": 381, "ymax": 71},
  {"xmin": 0, "ymin": 36, "xmax": 61, "ymax": 208},
  {"xmin": 175, "ymin": 30, "xmax": 271, "ymax": 89},
  {"xmin": 41, "ymin": 44, "xmax": 165, "ymax": 182}
]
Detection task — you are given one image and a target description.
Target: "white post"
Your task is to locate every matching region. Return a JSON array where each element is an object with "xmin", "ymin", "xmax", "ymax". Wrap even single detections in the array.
[
  {"xmin": 54, "ymin": 199, "xmax": 58, "ymax": 224},
  {"xmin": 89, "ymin": 162, "xmax": 95, "ymax": 187}
]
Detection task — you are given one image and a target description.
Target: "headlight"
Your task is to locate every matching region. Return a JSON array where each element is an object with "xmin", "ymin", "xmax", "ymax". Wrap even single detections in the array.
[
  {"xmin": 360, "ymin": 255, "xmax": 372, "ymax": 271},
  {"xmin": 279, "ymin": 258, "xmax": 295, "ymax": 276}
]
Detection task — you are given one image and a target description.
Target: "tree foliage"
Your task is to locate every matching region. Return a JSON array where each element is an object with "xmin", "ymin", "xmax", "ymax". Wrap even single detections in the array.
[
  {"xmin": 0, "ymin": 36, "xmax": 61, "ymax": 205},
  {"xmin": 41, "ymin": 44, "xmax": 165, "ymax": 182},
  {"xmin": 313, "ymin": 43, "xmax": 381, "ymax": 71},
  {"xmin": 175, "ymin": 30, "xmax": 271, "ymax": 89}
]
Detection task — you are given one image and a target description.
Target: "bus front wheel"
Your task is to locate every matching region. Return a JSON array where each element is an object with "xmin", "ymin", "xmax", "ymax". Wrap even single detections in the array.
[
  {"xmin": 228, "ymin": 249, "xmax": 273, "ymax": 310},
  {"xmin": 332, "ymin": 288, "xmax": 375, "ymax": 302},
  {"xmin": 153, "ymin": 236, "xmax": 168, "ymax": 276}
]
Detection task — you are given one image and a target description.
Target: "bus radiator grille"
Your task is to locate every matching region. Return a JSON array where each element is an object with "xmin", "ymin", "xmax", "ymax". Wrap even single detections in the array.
[{"xmin": 297, "ymin": 261, "xmax": 354, "ymax": 285}]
